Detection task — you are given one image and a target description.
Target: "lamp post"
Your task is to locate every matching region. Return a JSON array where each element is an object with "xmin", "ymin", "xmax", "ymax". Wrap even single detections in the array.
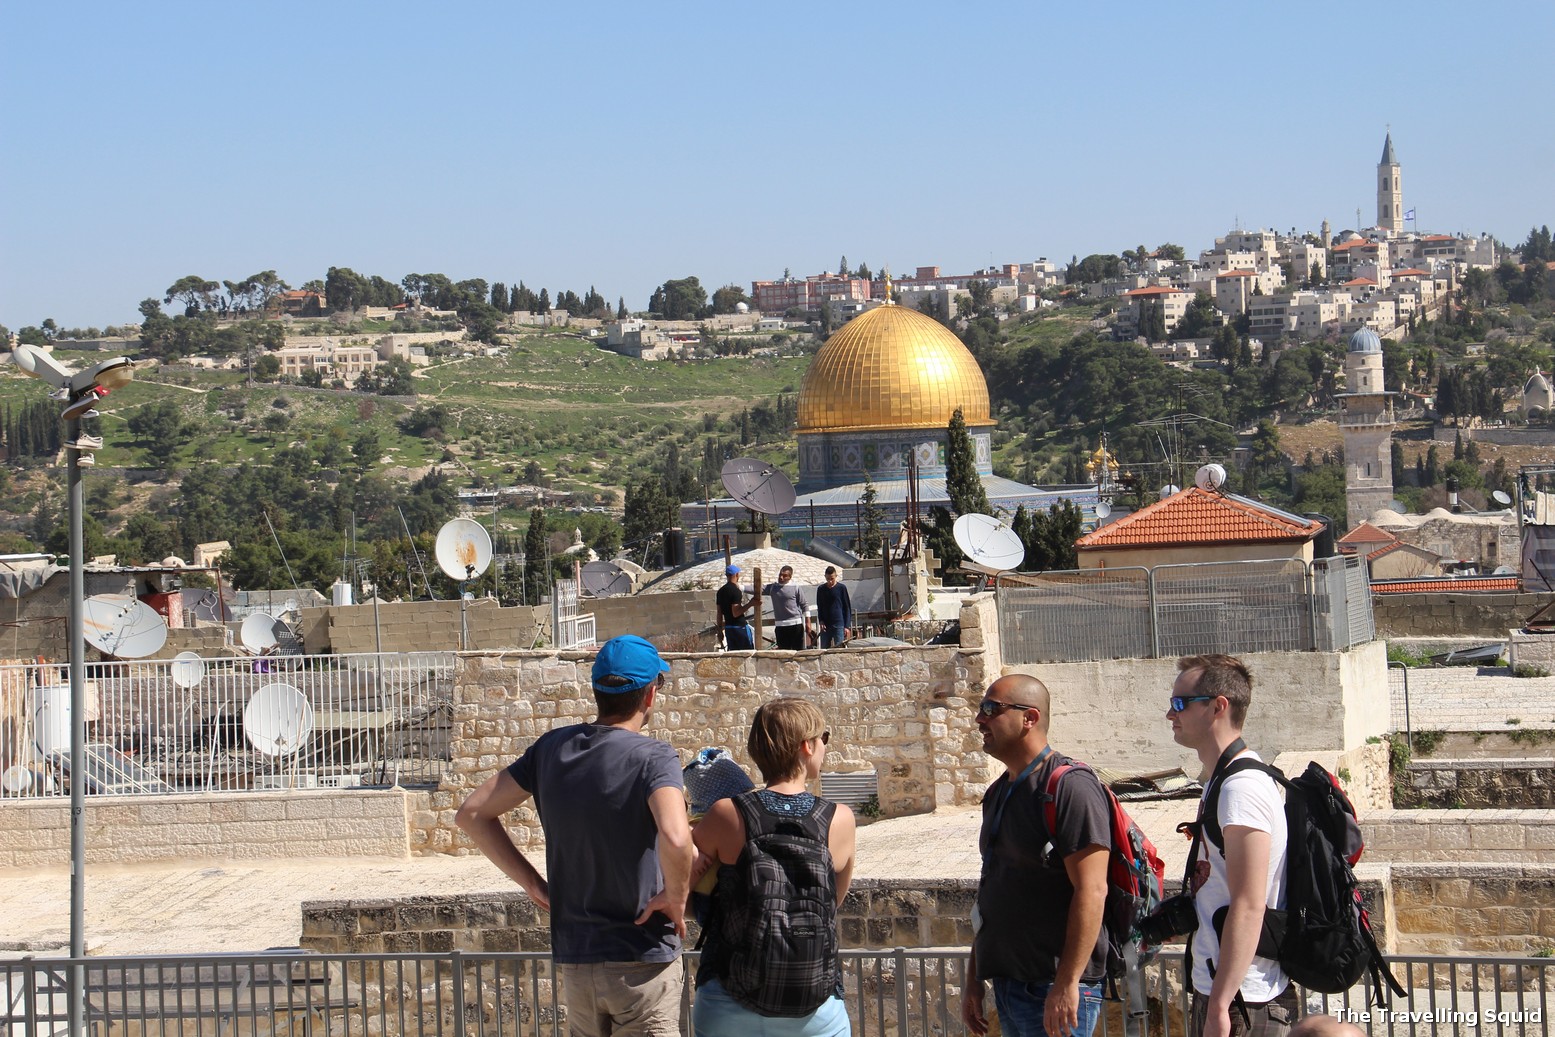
[{"xmin": 9, "ymin": 344, "xmax": 135, "ymax": 1037}]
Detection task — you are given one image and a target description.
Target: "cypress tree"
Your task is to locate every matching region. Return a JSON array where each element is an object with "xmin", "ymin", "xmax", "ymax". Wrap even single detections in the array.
[{"xmin": 945, "ymin": 407, "xmax": 991, "ymax": 516}]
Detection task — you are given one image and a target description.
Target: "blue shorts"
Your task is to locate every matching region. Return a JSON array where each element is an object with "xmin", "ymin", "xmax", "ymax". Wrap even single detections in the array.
[
  {"xmin": 691, "ymin": 978, "xmax": 849, "ymax": 1037},
  {"xmin": 725, "ymin": 624, "xmax": 754, "ymax": 651}
]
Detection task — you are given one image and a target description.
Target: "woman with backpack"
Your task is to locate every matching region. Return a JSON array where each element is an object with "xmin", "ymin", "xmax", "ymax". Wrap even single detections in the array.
[{"xmin": 690, "ymin": 697, "xmax": 857, "ymax": 1036}]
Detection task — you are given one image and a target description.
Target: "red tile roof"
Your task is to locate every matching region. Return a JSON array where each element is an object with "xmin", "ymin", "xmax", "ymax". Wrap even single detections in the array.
[
  {"xmin": 1332, "ymin": 240, "xmax": 1378, "ymax": 252},
  {"xmin": 1074, "ymin": 487, "xmax": 1323, "ymax": 550},
  {"xmin": 1337, "ymin": 521, "xmax": 1397, "ymax": 549},
  {"xmin": 1345, "ymin": 277, "xmax": 1378, "ymax": 286},
  {"xmin": 1392, "ymin": 268, "xmax": 1428, "ymax": 277},
  {"xmin": 1422, "ymin": 234, "xmax": 1453, "ymax": 242},
  {"xmin": 1371, "ymin": 576, "xmax": 1520, "ymax": 594},
  {"xmin": 1124, "ymin": 285, "xmax": 1187, "ymax": 297}
]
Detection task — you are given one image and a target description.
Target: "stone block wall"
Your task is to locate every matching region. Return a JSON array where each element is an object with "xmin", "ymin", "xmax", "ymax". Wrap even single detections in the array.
[
  {"xmin": 1361, "ymin": 808, "xmax": 1555, "ymax": 863},
  {"xmin": 1397, "ymin": 761, "xmax": 1555, "ymax": 809},
  {"xmin": 1373, "ymin": 593, "xmax": 1553, "ymax": 639},
  {"xmin": 411, "ymin": 645, "xmax": 996, "ymax": 856},
  {"xmin": 0, "ymin": 789, "xmax": 415, "ymax": 867},
  {"xmin": 586, "ymin": 590, "xmax": 718, "ymax": 645},
  {"xmin": 300, "ymin": 600, "xmax": 549, "ymax": 655},
  {"xmin": 1392, "ymin": 864, "xmax": 1555, "ymax": 955}
]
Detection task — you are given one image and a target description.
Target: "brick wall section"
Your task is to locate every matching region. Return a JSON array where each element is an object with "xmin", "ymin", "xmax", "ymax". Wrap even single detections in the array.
[
  {"xmin": 0, "ymin": 790, "xmax": 415, "ymax": 867},
  {"xmin": 1398, "ymin": 759, "xmax": 1555, "ymax": 808},
  {"xmin": 411, "ymin": 643, "xmax": 996, "ymax": 856},
  {"xmin": 1372, "ymin": 593, "xmax": 1554, "ymax": 639},
  {"xmin": 1391, "ymin": 864, "xmax": 1555, "ymax": 955},
  {"xmin": 587, "ymin": 590, "xmax": 719, "ymax": 644}
]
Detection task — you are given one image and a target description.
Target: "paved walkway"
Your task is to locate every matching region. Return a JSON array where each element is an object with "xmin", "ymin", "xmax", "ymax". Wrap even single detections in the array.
[{"xmin": 0, "ymin": 801, "xmax": 1201, "ymax": 956}]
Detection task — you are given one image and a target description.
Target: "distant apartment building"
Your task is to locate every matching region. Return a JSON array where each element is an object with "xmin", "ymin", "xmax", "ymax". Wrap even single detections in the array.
[
  {"xmin": 604, "ymin": 319, "xmax": 677, "ymax": 360},
  {"xmin": 1120, "ymin": 285, "xmax": 1192, "ymax": 333},
  {"xmin": 274, "ymin": 291, "xmax": 324, "ymax": 317},
  {"xmin": 751, "ymin": 274, "xmax": 872, "ymax": 314},
  {"xmin": 1214, "ymin": 271, "xmax": 1257, "ymax": 316},
  {"xmin": 1329, "ymin": 238, "xmax": 1390, "ymax": 282},
  {"xmin": 276, "ymin": 340, "xmax": 384, "ymax": 381}
]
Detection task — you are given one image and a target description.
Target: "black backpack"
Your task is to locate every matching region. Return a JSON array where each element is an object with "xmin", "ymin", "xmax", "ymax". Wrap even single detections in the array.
[
  {"xmin": 1197, "ymin": 758, "xmax": 1406, "ymax": 1003},
  {"xmin": 699, "ymin": 791, "xmax": 841, "ymax": 1017}
]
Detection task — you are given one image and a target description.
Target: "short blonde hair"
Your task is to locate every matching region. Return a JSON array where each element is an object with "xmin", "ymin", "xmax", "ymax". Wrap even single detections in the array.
[{"xmin": 747, "ymin": 697, "xmax": 826, "ymax": 784}]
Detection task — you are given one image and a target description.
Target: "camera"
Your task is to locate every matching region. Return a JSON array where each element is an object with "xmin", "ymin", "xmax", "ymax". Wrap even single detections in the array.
[{"xmin": 1137, "ymin": 894, "xmax": 1198, "ymax": 946}]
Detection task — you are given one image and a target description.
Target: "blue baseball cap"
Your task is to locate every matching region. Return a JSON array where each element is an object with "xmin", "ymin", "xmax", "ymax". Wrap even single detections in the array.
[
  {"xmin": 726, "ymin": 564, "xmax": 741, "ymax": 575},
  {"xmin": 591, "ymin": 635, "xmax": 670, "ymax": 693}
]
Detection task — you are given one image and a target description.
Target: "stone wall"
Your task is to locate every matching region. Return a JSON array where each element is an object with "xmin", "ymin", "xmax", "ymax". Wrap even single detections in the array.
[
  {"xmin": 1372, "ymin": 593, "xmax": 1552, "ymax": 639},
  {"xmin": 1362, "ymin": 808, "xmax": 1555, "ymax": 863},
  {"xmin": 1397, "ymin": 760, "xmax": 1555, "ymax": 809},
  {"xmin": 411, "ymin": 643, "xmax": 996, "ymax": 856},
  {"xmin": 299, "ymin": 600, "xmax": 550, "ymax": 655},
  {"xmin": 1003, "ymin": 642, "xmax": 1389, "ymax": 776},
  {"xmin": 1392, "ymin": 864, "xmax": 1555, "ymax": 955},
  {"xmin": 0, "ymin": 789, "xmax": 417, "ymax": 867},
  {"xmin": 585, "ymin": 589, "xmax": 718, "ymax": 646}
]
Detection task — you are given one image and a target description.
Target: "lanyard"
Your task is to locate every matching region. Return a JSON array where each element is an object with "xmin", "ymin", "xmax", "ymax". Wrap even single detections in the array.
[{"xmin": 983, "ymin": 745, "xmax": 1053, "ymax": 856}]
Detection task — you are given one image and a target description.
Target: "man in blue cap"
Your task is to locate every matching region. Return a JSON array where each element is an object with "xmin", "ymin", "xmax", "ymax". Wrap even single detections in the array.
[
  {"xmin": 715, "ymin": 564, "xmax": 756, "ymax": 650},
  {"xmin": 457, "ymin": 635, "xmax": 693, "ymax": 1036}
]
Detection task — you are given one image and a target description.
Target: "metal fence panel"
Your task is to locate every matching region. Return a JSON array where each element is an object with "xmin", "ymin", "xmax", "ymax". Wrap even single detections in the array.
[
  {"xmin": 1150, "ymin": 559, "xmax": 1313, "ymax": 656},
  {"xmin": 4, "ymin": 950, "xmax": 1552, "ymax": 1036},
  {"xmin": 0, "ymin": 651, "xmax": 455, "ymax": 799},
  {"xmin": 997, "ymin": 568, "xmax": 1153, "ymax": 663}
]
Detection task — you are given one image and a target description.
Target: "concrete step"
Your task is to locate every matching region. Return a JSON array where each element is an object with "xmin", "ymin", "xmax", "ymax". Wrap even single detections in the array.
[{"xmin": 1362, "ymin": 808, "xmax": 1555, "ymax": 863}]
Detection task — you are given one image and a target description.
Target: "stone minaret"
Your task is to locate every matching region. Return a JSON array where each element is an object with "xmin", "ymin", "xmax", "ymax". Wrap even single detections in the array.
[
  {"xmin": 1340, "ymin": 327, "xmax": 1396, "ymax": 528},
  {"xmin": 1377, "ymin": 133, "xmax": 1403, "ymax": 234}
]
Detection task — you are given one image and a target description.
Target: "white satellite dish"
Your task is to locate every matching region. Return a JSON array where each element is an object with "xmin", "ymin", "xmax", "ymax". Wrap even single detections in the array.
[
  {"xmin": 1159, "ymin": 484, "xmax": 1181, "ymax": 500},
  {"xmin": 1095, "ymin": 501, "xmax": 1112, "ymax": 520},
  {"xmin": 170, "ymin": 651, "xmax": 206, "ymax": 689},
  {"xmin": 30, "ymin": 685, "xmax": 70, "ymax": 756},
  {"xmin": 1493, "ymin": 490, "xmax": 1512, "ymax": 506},
  {"xmin": 244, "ymin": 683, "xmax": 315, "ymax": 757},
  {"xmin": 1194, "ymin": 464, "xmax": 1228, "ymax": 492},
  {"xmin": 435, "ymin": 518, "xmax": 494, "ymax": 581},
  {"xmin": 82, "ymin": 594, "xmax": 168, "ymax": 658},
  {"xmin": 2, "ymin": 766, "xmax": 32, "ymax": 794},
  {"xmin": 952, "ymin": 513, "xmax": 1025, "ymax": 572},
  {"xmin": 241, "ymin": 613, "xmax": 280, "ymax": 653}
]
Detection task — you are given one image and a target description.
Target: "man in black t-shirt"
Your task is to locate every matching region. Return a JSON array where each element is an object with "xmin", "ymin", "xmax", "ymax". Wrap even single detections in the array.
[
  {"xmin": 963, "ymin": 674, "xmax": 1111, "ymax": 1037},
  {"xmin": 715, "ymin": 564, "xmax": 755, "ymax": 650}
]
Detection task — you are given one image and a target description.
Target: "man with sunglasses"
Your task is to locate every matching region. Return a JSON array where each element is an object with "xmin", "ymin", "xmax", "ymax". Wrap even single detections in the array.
[
  {"xmin": 1168, "ymin": 655, "xmax": 1294, "ymax": 1037},
  {"xmin": 962, "ymin": 674, "xmax": 1110, "ymax": 1037}
]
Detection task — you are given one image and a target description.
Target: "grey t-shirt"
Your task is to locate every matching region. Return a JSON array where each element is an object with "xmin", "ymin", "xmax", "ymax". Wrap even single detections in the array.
[
  {"xmin": 507, "ymin": 723, "xmax": 684, "ymax": 964},
  {"xmin": 974, "ymin": 752, "xmax": 1112, "ymax": 984}
]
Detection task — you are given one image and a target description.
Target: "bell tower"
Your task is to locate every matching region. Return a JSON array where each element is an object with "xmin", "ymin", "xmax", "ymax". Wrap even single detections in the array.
[
  {"xmin": 1340, "ymin": 327, "xmax": 1396, "ymax": 527},
  {"xmin": 1377, "ymin": 132, "xmax": 1403, "ymax": 234}
]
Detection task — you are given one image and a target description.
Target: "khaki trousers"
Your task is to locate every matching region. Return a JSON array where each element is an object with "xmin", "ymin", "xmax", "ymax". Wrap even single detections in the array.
[{"xmin": 557, "ymin": 958, "xmax": 684, "ymax": 1037}]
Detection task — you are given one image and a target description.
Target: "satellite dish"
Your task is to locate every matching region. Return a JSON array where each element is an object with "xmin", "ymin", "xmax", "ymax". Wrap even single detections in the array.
[
  {"xmin": 952, "ymin": 513, "xmax": 1025, "ymax": 572},
  {"xmin": 244, "ymin": 683, "xmax": 315, "ymax": 757},
  {"xmin": 241, "ymin": 613, "xmax": 280, "ymax": 652},
  {"xmin": 1493, "ymin": 490, "xmax": 1512, "ymax": 506},
  {"xmin": 82, "ymin": 594, "xmax": 168, "ymax": 658},
  {"xmin": 170, "ymin": 651, "xmax": 206, "ymax": 689},
  {"xmin": 581, "ymin": 559, "xmax": 633, "ymax": 597},
  {"xmin": 1159, "ymin": 484, "xmax": 1181, "ymax": 500},
  {"xmin": 435, "ymin": 518, "xmax": 494, "ymax": 580},
  {"xmin": 30, "ymin": 685, "xmax": 70, "ymax": 756},
  {"xmin": 1095, "ymin": 501, "xmax": 1112, "ymax": 519},
  {"xmin": 1194, "ymin": 464, "xmax": 1228, "ymax": 492},
  {"xmin": 721, "ymin": 458, "xmax": 797, "ymax": 516},
  {"xmin": 2, "ymin": 766, "xmax": 32, "ymax": 794},
  {"xmin": 1387, "ymin": 499, "xmax": 1407, "ymax": 514}
]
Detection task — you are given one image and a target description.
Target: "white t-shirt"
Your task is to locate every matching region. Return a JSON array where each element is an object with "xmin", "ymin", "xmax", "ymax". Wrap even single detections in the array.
[{"xmin": 1189, "ymin": 751, "xmax": 1289, "ymax": 1002}]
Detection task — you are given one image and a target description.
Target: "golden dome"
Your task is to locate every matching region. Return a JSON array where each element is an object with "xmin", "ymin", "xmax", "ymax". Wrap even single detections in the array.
[{"xmin": 796, "ymin": 305, "xmax": 991, "ymax": 433}]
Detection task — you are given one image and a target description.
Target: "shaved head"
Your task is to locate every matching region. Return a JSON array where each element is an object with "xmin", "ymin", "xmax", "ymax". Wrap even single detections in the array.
[{"xmin": 988, "ymin": 674, "xmax": 1051, "ymax": 732}]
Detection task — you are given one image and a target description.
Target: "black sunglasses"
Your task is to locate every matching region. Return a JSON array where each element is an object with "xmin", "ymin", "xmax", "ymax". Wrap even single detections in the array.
[
  {"xmin": 1168, "ymin": 695, "xmax": 1217, "ymax": 713},
  {"xmin": 976, "ymin": 699, "xmax": 1040, "ymax": 719},
  {"xmin": 813, "ymin": 731, "xmax": 830, "ymax": 745}
]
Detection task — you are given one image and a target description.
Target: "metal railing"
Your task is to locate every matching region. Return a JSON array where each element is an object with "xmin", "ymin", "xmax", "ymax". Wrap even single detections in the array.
[
  {"xmin": 0, "ymin": 651, "xmax": 455, "ymax": 799},
  {"xmin": 3, "ymin": 950, "xmax": 1551, "ymax": 1036},
  {"xmin": 997, "ymin": 556, "xmax": 1375, "ymax": 664},
  {"xmin": 1389, "ymin": 660, "xmax": 1413, "ymax": 750}
]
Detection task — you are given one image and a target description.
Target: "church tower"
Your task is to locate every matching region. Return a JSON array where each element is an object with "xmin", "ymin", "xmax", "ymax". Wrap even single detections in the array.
[
  {"xmin": 1340, "ymin": 327, "xmax": 1396, "ymax": 527},
  {"xmin": 1377, "ymin": 133, "xmax": 1403, "ymax": 234}
]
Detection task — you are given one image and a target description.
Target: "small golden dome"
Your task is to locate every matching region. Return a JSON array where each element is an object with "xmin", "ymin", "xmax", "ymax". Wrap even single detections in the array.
[{"xmin": 796, "ymin": 305, "xmax": 991, "ymax": 433}]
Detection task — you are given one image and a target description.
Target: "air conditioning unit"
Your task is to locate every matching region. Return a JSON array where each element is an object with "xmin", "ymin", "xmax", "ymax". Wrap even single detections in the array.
[{"xmin": 319, "ymin": 773, "xmax": 362, "ymax": 789}]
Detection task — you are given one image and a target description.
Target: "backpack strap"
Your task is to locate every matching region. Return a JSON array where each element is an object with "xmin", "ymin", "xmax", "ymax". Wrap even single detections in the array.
[
  {"xmin": 1040, "ymin": 761, "xmax": 1080, "ymax": 837},
  {"xmin": 1201, "ymin": 758, "xmax": 1289, "ymax": 854}
]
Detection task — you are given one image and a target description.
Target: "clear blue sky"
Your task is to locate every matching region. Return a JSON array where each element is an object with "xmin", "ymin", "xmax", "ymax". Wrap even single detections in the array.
[{"xmin": 3, "ymin": 1, "xmax": 1551, "ymax": 330}]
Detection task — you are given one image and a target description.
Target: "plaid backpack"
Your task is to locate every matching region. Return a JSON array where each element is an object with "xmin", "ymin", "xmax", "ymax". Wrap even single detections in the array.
[{"xmin": 702, "ymin": 791, "xmax": 840, "ymax": 1017}]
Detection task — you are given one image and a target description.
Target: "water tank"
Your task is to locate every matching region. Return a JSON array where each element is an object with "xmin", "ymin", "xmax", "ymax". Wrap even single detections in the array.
[
  {"xmin": 663, "ymin": 528, "xmax": 686, "ymax": 567},
  {"xmin": 331, "ymin": 580, "xmax": 354, "ymax": 606}
]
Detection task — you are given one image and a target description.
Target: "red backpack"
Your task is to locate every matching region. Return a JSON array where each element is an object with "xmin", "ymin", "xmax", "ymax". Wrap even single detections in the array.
[{"xmin": 1043, "ymin": 762, "xmax": 1169, "ymax": 977}]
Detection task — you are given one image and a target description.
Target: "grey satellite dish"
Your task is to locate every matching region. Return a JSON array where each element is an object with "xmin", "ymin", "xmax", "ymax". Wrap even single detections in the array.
[
  {"xmin": 170, "ymin": 651, "xmax": 206, "ymax": 689},
  {"xmin": 1493, "ymin": 490, "xmax": 1512, "ymax": 506},
  {"xmin": 241, "ymin": 613, "xmax": 280, "ymax": 653},
  {"xmin": 1160, "ymin": 484, "xmax": 1181, "ymax": 500},
  {"xmin": 721, "ymin": 457, "xmax": 797, "ymax": 515},
  {"xmin": 435, "ymin": 517, "xmax": 494, "ymax": 580},
  {"xmin": 1387, "ymin": 499, "xmax": 1407, "ymax": 514},
  {"xmin": 244, "ymin": 682, "xmax": 315, "ymax": 757},
  {"xmin": 82, "ymin": 594, "xmax": 168, "ymax": 658},
  {"xmin": 1194, "ymin": 463, "xmax": 1228, "ymax": 492},
  {"xmin": 581, "ymin": 560, "xmax": 632, "ymax": 597},
  {"xmin": 952, "ymin": 513, "xmax": 1025, "ymax": 572},
  {"xmin": 1095, "ymin": 501, "xmax": 1112, "ymax": 519}
]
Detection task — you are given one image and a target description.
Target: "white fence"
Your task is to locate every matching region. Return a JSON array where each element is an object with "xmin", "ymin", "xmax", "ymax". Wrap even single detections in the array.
[{"xmin": 0, "ymin": 652, "xmax": 455, "ymax": 799}]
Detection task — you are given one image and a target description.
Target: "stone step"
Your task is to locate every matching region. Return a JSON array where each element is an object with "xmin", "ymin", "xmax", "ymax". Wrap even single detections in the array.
[{"xmin": 1362, "ymin": 808, "xmax": 1555, "ymax": 863}]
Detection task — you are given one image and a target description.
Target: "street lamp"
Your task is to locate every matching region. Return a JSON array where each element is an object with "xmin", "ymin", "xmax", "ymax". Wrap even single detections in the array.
[{"xmin": 9, "ymin": 342, "xmax": 137, "ymax": 1037}]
